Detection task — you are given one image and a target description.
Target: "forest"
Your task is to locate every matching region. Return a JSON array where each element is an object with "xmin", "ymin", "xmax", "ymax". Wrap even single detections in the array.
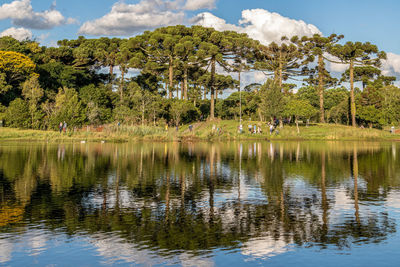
[{"xmin": 0, "ymin": 25, "xmax": 398, "ymax": 130}]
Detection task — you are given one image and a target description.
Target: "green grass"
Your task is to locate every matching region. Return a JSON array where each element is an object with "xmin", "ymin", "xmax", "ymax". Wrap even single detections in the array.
[{"xmin": 1, "ymin": 121, "xmax": 400, "ymax": 142}]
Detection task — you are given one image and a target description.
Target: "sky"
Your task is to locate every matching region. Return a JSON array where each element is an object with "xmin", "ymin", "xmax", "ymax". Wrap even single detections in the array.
[{"xmin": 1, "ymin": 0, "xmax": 400, "ymax": 83}]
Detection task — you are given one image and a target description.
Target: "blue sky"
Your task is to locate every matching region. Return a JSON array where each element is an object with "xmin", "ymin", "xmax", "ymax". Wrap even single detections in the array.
[
  {"xmin": 0, "ymin": 0, "xmax": 398, "ymax": 51},
  {"xmin": 0, "ymin": 0, "xmax": 399, "ymax": 81}
]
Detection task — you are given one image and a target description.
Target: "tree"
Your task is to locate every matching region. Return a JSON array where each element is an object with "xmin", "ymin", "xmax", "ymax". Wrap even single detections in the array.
[
  {"xmin": 255, "ymin": 37, "xmax": 308, "ymax": 87},
  {"xmin": 170, "ymin": 100, "xmax": 192, "ymax": 126},
  {"xmin": 21, "ymin": 75, "xmax": 44, "ymax": 129},
  {"xmin": 341, "ymin": 66, "xmax": 381, "ymax": 89},
  {"xmin": 0, "ymin": 51, "xmax": 36, "ymax": 103},
  {"xmin": 94, "ymin": 37, "xmax": 121, "ymax": 83},
  {"xmin": 0, "ymin": 73, "xmax": 12, "ymax": 95},
  {"xmin": 298, "ymin": 34, "xmax": 343, "ymax": 122},
  {"xmin": 116, "ymin": 40, "xmax": 132, "ymax": 101},
  {"xmin": 198, "ymin": 28, "xmax": 252, "ymax": 120},
  {"xmin": 284, "ymin": 99, "xmax": 317, "ymax": 133},
  {"xmin": 258, "ymin": 79, "xmax": 285, "ymax": 122},
  {"xmin": 4, "ymin": 98, "xmax": 30, "ymax": 128},
  {"xmin": 328, "ymin": 41, "xmax": 386, "ymax": 126},
  {"xmin": 198, "ymin": 73, "xmax": 238, "ymax": 100},
  {"xmin": 125, "ymin": 81, "xmax": 156, "ymax": 126},
  {"xmin": 357, "ymin": 84, "xmax": 384, "ymax": 127},
  {"xmin": 51, "ymin": 87, "xmax": 85, "ymax": 128},
  {"xmin": 80, "ymin": 84, "xmax": 113, "ymax": 125}
]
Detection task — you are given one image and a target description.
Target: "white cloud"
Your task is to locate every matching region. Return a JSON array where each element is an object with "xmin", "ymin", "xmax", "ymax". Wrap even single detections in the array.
[
  {"xmin": 191, "ymin": 12, "xmax": 240, "ymax": 32},
  {"xmin": 382, "ymin": 52, "xmax": 400, "ymax": 79},
  {"xmin": 79, "ymin": 0, "xmax": 185, "ymax": 36},
  {"xmin": 0, "ymin": 26, "xmax": 32, "ymax": 40},
  {"xmin": 191, "ymin": 9, "xmax": 321, "ymax": 89},
  {"xmin": 193, "ymin": 9, "xmax": 321, "ymax": 45},
  {"xmin": 184, "ymin": 0, "xmax": 216, "ymax": 11},
  {"xmin": 324, "ymin": 53, "xmax": 348, "ymax": 73},
  {"xmin": 0, "ymin": 0, "xmax": 76, "ymax": 29}
]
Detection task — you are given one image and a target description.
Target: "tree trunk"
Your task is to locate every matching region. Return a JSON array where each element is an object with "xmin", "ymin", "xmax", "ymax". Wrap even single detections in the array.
[
  {"xmin": 119, "ymin": 68, "xmax": 125, "ymax": 101},
  {"xmin": 169, "ymin": 57, "xmax": 173, "ymax": 99},
  {"xmin": 181, "ymin": 81, "xmax": 184, "ymax": 100},
  {"xmin": 274, "ymin": 69, "xmax": 279, "ymax": 84},
  {"xmin": 295, "ymin": 118, "xmax": 299, "ymax": 134},
  {"xmin": 279, "ymin": 50, "xmax": 283, "ymax": 87},
  {"xmin": 210, "ymin": 56, "xmax": 216, "ymax": 120},
  {"xmin": 350, "ymin": 60, "xmax": 356, "ymax": 127},
  {"xmin": 318, "ymin": 54, "xmax": 325, "ymax": 123},
  {"xmin": 183, "ymin": 65, "xmax": 188, "ymax": 100},
  {"xmin": 141, "ymin": 100, "xmax": 145, "ymax": 126},
  {"xmin": 109, "ymin": 65, "xmax": 114, "ymax": 83}
]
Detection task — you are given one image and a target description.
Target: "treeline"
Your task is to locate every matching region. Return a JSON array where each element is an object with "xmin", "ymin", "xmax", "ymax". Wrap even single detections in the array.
[{"xmin": 0, "ymin": 25, "xmax": 398, "ymax": 130}]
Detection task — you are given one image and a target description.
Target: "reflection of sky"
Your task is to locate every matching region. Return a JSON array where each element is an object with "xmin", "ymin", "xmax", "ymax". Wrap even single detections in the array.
[{"xmin": 0, "ymin": 228, "xmax": 217, "ymax": 266}]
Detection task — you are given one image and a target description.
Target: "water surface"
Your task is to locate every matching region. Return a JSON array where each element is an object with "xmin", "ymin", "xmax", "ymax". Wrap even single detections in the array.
[{"xmin": 1, "ymin": 141, "xmax": 400, "ymax": 266}]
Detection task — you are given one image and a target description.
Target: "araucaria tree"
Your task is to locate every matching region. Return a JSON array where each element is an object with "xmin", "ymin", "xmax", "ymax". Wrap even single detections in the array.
[
  {"xmin": 255, "ymin": 37, "xmax": 307, "ymax": 87},
  {"xmin": 328, "ymin": 41, "xmax": 386, "ymax": 126},
  {"xmin": 298, "ymin": 34, "xmax": 343, "ymax": 122}
]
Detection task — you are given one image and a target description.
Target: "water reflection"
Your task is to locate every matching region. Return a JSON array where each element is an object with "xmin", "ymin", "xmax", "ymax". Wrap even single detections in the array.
[{"xmin": 0, "ymin": 141, "xmax": 399, "ymax": 265}]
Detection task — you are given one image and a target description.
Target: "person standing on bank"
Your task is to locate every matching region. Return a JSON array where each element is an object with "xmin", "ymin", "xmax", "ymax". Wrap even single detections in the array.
[
  {"xmin": 59, "ymin": 122, "xmax": 63, "ymax": 133},
  {"xmin": 63, "ymin": 121, "xmax": 67, "ymax": 133}
]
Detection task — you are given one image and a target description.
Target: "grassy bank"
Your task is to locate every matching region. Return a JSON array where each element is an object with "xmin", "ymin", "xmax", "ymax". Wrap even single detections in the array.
[{"xmin": 1, "ymin": 121, "xmax": 400, "ymax": 142}]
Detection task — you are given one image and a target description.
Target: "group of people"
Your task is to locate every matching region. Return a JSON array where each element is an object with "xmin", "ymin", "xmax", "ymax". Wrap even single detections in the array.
[
  {"xmin": 58, "ymin": 121, "xmax": 67, "ymax": 133},
  {"xmin": 246, "ymin": 124, "xmax": 262, "ymax": 134},
  {"xmin": 237, "ymin": 121, "xmax": 279, "ymax": 135}
]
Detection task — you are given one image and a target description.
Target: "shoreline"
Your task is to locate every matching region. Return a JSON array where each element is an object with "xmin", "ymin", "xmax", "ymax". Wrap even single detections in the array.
[{"xmin": 1, "ymin": 121, "xmax": 400, "ymax": 143}]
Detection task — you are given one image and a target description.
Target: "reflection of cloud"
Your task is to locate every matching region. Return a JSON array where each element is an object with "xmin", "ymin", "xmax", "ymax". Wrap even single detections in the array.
[
  {"xmin": 28, "ymin": 233, "xmax": 47, "ymax": 256},
  {"xmin": 179, "ymin": 252, "xmax": 215, "ymax": 267},
  {"xmin": 241, "ymin": 235, "xmax": 291, "ymax": 259},
  {"xmin": 0, "ymin": 239, "xmax": 13, "ymax": 263},
  {"xmin": 92, "ymin": 234, "xmax": 215, "ymax": 266},
  {"xmin": 386, "ymin": 192, "xmax": 400, "ymax": 209}
]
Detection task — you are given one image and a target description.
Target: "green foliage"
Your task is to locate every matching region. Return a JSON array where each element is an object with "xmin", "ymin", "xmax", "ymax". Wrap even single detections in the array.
[
  {"xmin": 216, "ymin": 91, "xmax": 258, "ymax": 120},
  {"xmin": 0, "ymin": 28, "xmax": 398, "ymax": 131},
  {"xmin": 258, "ymin": 79, "xmax": 285, "ymax": 121},
  {"xmin": 50, "ymin": 87, "xmax": 85, "ymax": 128},
  {"xmin": 22, "ymin": 75, "xmax": 44, "ymax": 129},
  {"xmin": 284, "ymin": 99, "xmax": 317, "ymax": 120},
  {"xmin": 80, "ymin": 84, "xmax": 113, "ymax": 125},
  {"xmin": 0, "ymin": 73, "xmax": 12, "ymax": 95},
  {"xmin": 4, "ymin": 98, "xmax": 30, "ymax": 128},
  {"xmin": 170, "ymin": 100, "xmax": 199, "ymax": 126},
  {"xmin": 297, "ymin": 86, "xmax": 319, "ymax": 108}
]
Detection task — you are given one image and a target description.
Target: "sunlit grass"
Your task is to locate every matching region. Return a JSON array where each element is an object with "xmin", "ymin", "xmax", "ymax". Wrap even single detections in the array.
[{"xmin": 1, "ymin": 121, "xmax": 399, "ymax": 142}]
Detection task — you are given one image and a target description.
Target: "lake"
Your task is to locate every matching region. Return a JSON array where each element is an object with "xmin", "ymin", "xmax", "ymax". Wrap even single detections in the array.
[{"xmin": 1, "ymin": 141, "xmax": 400, "ymax": 266}]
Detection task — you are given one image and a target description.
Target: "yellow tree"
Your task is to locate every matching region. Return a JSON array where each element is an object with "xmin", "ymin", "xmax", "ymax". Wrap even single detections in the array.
[{"xmin": 0, "ymin": 51, "xmax": 36, "ymax": 87}]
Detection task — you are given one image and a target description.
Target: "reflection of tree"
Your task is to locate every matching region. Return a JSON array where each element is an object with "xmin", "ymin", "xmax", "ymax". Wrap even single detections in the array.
[{"xmin": 0, "ymin": 141, "xmax": 398, "ymax": 253}]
